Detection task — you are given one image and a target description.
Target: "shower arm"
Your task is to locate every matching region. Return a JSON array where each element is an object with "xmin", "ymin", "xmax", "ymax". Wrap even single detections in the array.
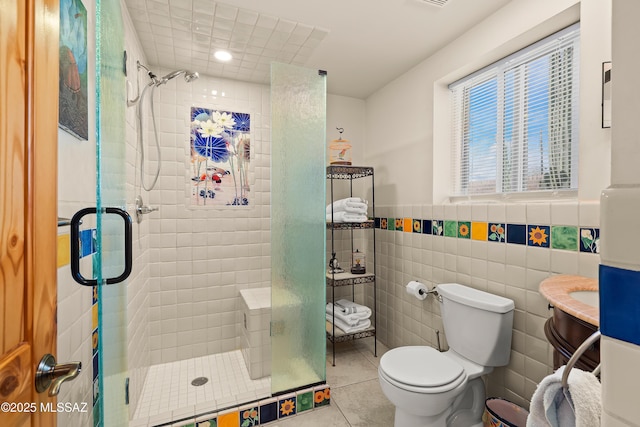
[
  {"xmin": 127, "ymin": 61, "xmax": 157, "ymax": 107},
  {"xmin": 137, "ymin": 60, "xmax": 159, "ymax": 84}
]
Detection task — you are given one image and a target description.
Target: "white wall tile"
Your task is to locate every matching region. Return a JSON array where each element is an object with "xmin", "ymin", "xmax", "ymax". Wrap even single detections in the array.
[
  {"xmin": 526, "ymin": 203, "xmax": 550, "ymax": 224},
  {"xmin": 506, "ymin": 244, "xmax": 526, "ymax": 268},
  {"xmin": 506, "ymin": 204, "xmax": 527, "ymax": 223},
  {"xmin": 526, "ymin": 247, "xmax": 550, "ymax": 272},
  {"xmin": 602, "ymin": 337, "xmax": 640, "ymax": 424},
  {"xmin": 551, "ymin": 202, "xmax": 579, "ymax": 226}
]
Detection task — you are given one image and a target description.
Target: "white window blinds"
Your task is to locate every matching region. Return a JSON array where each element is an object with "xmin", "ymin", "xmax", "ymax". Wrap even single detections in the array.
[{"xmin": 450, "ymin": 24, "xmax": 580, "ymax": 196}]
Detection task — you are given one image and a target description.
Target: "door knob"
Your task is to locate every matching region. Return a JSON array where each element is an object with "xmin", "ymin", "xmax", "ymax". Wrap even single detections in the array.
[{"xmin": 35, "ymin": 354, "xmax": 82, "ymax": 397}]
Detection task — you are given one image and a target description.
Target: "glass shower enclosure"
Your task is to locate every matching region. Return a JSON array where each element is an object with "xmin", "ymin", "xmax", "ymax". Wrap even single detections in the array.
[
  {"xmin": 270, "ymin": 63, "xmax": 327, "ymax": 394},
  {"xmin": 93, "ymin": 3, "xmax": 328, "ymax": 425}
]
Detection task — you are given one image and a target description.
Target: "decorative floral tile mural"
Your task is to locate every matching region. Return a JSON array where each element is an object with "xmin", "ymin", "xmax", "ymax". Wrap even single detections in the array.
[{"xmin": 190, "ymin": 107, "xmax": 251, "ymax": 206}]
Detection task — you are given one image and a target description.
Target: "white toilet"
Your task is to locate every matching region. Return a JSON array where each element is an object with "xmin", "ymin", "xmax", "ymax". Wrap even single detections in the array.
[{"xmin": 378, "ymin": 283, "xmax": 515, "ymax": 427}]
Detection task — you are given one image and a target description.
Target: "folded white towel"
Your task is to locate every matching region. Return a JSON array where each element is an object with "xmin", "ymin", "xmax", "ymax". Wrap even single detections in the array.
[
  {"xmin": 335, "ymin": 299, "xmax": 369, "ymax": 313},
  {"xmin": 326, "ymin": 302, "xmax": 371, "ymax": 326},
  {"xmin": 326, "ymin": 198, "xmax": 368, "ymax": 215},
  {"xmin": 327, "ymin": 211, "xmax": 368, "ymax": 223},
  {"xmin": 326, "ymin": 315, "xmax": 371, "ymax": 334},
  {"xmin": 527, "ymin": 365, "xmax": 601, "ymax": 427},
  {"xmin": 343, "ymin": 204, "xmax": 368, "ymax": 215}
]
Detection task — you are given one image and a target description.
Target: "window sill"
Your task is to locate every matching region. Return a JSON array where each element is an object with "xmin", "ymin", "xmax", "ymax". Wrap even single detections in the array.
[{"xmin": 448, "ymin": 189, "xmax": 578, "ymax": 204}]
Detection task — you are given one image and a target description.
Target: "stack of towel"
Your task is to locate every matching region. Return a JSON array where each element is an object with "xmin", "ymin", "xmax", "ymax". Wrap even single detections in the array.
[
  {"xmin": 326, "ymin": 299, "xmax": 372, "ymax": 334},
  {"xmin": 527, "ymin": 365, "xmax": 601, "ymax": 427},
  {"xmin": 326, "ymin": 197, "xmax": 368, "ymax": 223}
]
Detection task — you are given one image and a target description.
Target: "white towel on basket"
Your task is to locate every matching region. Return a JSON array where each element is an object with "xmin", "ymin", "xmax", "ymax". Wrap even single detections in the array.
[
  {"xmin": 326, "ymin": 301, "xmax": 372, "ymax": 326},
  {"xmin": 326, "ymin": 211, "xmax": 368, "ymax": 223},
  {"xmin": 326, "ymin": 315, "xmax": 371, "ymax": 334},
  {"xmin": 326, "ymin": 197, "xmax": 368, "ymax": 215},
  {"xmin": 527, "ymin": 365, "xmax": 601, "ymax": 427}
]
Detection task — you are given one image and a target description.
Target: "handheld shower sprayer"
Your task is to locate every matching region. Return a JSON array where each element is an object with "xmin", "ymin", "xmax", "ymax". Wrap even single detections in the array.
[
  {"xmin": 130, "ymin": 61, "xmax": 199, "ymax": 192},
  {"xmin": 156, "ymin": 69, "xmax": 199, "ymax": 85}
]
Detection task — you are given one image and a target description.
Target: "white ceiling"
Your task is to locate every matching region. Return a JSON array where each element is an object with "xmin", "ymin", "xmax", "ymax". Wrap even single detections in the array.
[{"xmin": 124, "ymin": 0, "xmax": 513, "ymax": 99}]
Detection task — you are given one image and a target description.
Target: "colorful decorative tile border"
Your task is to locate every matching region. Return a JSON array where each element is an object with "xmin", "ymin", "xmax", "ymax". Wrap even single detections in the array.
[
  {"xmin": 278, "ymin": 394, "xmax": 297, "ymax": 418},
  {"xmin": 488, "ymin": 223, "xmax": 505, "ymax": 243},
  {"xmin": 432, "ymin": 220, "xmax": 443, "ymax": 236},
  {"xmin": 92, "ymin": 285, "xmax": 100, "ymax": 427},
  {"xmin": 375, "ymin": 217, "xmax": 599, "ymax": 254},
  {"xmin": 172, "ymin": 386, "xmax": 330, "ymax": 427},
  {"xmin": 579, "ymin": 227, "xmax": 600, "ymax": 253}
]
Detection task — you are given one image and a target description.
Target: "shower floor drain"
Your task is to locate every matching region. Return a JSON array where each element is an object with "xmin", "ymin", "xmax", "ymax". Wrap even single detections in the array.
[{"xmin": 191, "ymin": 377, "xmax": 209, "ymax": 386}]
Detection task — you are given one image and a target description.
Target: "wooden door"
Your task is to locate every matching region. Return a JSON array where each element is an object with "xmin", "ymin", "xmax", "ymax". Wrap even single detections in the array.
[{"xmin": 0, "ymin": 0, "xmax": 59, "ymax": 426}]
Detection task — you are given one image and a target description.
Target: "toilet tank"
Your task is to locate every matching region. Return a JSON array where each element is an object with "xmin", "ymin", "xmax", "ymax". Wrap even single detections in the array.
[{"xmin": 438, "ymin": 283, "xmax": 514, "ymax": 367}]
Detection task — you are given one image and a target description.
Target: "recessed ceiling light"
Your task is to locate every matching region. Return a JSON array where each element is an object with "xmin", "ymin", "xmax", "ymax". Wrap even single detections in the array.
[{"xmin": 214, "ymin": 50, "xmax": 232, "ymax": 62}]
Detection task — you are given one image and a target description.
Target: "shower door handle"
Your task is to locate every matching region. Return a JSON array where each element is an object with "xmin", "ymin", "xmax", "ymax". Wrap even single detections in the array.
[{"xmin": 70, "ymin": 207, "xmax": 133, "ymax": 286}]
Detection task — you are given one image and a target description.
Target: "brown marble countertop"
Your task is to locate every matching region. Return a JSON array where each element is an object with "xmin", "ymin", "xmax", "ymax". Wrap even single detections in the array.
[{"xmin": 539, "ymin": 275, "xmax": 599, "ymax": 326}]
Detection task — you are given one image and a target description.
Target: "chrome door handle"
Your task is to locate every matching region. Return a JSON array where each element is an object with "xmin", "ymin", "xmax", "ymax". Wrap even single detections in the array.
[{"xmin": 35, "ymin": 354, "xmax": 82, "ymax": 397}]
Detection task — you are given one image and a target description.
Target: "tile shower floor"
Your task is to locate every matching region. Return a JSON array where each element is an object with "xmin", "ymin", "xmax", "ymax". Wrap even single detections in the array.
[
  {"xmin": 133, "ymin": 340, "xmax": 395, "ymax": 426},
  {"xmin": 133, "ymin": 350, "xmax": 270, "ymax": 425}
]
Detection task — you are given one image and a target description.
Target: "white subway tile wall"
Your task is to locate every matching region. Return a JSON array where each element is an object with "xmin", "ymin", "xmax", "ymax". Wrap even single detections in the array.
[
  {"xmin": 124, "ymin": 7, "xmax": 153, "ymax": 416},
  {"xmin": 145, "ymin": 70, "xmax": 271, "ymax": 367}
]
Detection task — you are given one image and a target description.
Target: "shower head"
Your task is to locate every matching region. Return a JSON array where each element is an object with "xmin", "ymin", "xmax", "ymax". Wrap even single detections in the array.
[
  {"xmin": 157, "ymin": 69, "xmax": 199, "ymax": 85},
  {"xmin": 184, "ymin": 71, "xmax": 199, "ymax": 83}
]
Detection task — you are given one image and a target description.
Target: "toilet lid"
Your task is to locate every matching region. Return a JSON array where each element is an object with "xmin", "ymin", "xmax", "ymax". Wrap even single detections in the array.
[{"xmin": 380, "ymin": 346, "xmax": 464, "ymax": 387}]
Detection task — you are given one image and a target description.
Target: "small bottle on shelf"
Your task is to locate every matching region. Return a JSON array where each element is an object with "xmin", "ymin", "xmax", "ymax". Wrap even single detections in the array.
[{"xmin": 351, "ymin": 249, "xmax": 366, "ymax": 274}]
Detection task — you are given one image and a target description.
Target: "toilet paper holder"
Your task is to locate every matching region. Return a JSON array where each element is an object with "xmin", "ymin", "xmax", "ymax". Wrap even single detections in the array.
[{"xmin": 417, "ymin": 283, "xmax": 442, "ymax": 302}]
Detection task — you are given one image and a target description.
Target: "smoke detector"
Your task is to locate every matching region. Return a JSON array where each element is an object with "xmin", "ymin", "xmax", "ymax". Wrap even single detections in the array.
[{"xmin": 418, "ymin": 0, "xmax": 449, "ymax": 6}]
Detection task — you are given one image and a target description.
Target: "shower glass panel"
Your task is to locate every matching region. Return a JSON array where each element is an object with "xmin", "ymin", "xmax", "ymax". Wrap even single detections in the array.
[
  {"xmin": 96, "ymin": 0, "xmax": 128, "ymax": 425},
  {"xmin": 270, "ymin": 63, "xmax": 327, "ymax": 394}
]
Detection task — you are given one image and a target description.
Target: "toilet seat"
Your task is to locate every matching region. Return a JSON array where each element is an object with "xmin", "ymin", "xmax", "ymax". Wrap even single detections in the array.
[{"xmin": 379, "ymin": 346, "xmax": 467, "ymax": 394}]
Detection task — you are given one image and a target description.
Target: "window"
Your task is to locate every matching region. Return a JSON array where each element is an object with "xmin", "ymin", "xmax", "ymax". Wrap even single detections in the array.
[{"xmin": 450, "ymin": 24, "xmax": 580, "ymax": 197}]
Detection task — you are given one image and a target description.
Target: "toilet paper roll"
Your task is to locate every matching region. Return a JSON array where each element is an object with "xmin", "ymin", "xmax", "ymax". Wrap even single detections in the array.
[{"xmin": 406, "ymin": 281, "xmax": 428, "ymax": 300}]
